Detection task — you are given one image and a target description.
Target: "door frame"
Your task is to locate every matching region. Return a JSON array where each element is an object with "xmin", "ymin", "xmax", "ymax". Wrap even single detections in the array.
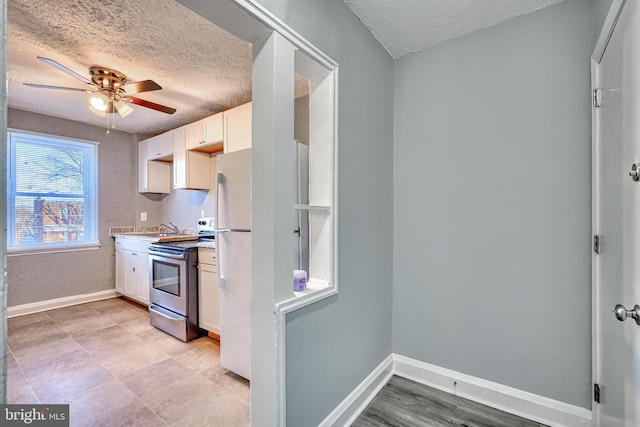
[{"xmin": 591, "ymin": 1, "xmax": 628, "ymax": 425}]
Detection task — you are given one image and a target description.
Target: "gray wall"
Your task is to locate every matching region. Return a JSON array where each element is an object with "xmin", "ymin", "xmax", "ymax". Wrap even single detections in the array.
[
  {"xmin": 595, "ymin": 0, "xmax": 614, "ymax": 37},
  {"xmin": 7, "ymin": 108, "xmax": 137, "ymax": 306},
  {"xmin": 393, "ymin": 0, "xmax": 594, "ymax": 409},
  {"xmin": 251, "ymin": 0, "xmax": 395, "ymax": 425}
]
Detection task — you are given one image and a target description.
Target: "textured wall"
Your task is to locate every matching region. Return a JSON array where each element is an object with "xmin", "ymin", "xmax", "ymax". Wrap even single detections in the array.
[
  {"xmin": 7, "ymin": 108, "xmax": 136, "ymax": 306},
  {"xmin": 393, "ymin": 0, "xmax": 594, "ymax": 408}
]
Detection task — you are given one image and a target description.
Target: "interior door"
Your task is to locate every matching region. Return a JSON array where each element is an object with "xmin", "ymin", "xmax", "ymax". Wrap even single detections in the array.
[{"xmin": 594, "ymin": 1, "xmax": 640, "ymax": 425}]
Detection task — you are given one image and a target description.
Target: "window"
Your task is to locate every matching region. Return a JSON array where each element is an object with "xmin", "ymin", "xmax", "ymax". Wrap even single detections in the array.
[{"xmin": 7, "ymin": 130, "xmax": 99, "ymax": 253}]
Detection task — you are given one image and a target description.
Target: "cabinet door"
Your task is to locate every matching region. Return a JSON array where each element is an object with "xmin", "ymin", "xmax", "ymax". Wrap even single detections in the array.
[
  {"xmin": 174, "ymin": 126, "xmax": 210, "ymax": 190},
  {"xmin": 146, "ymin": 161, "xmax": 171, "ymax": 193},
  {"xmin": 134, "ymin": 252, "xmax": 150, "ymax": 305},
  {"xmin": 173, "ymin": 126, "xmax": 187, "ymax": 189},
  {"xmin": 203, "ymin": 113, "xmax": 224, "ymax": 145},
  {"xmin": 199, "ymin": 263, "xmax": 220, "ymax": 334},
  {"xmin": 124, "ymin": 251, "xmax": 138, "ymax": 299},
  {"xmin": 224, "ymin": 102, "xmax": 252, "ymax": 153},
  {"xmin": 139, "ymin": 138, "xmax": 170, "ymax": 194},
  {"xmin": 115, "ymin": 249, "xmax": 125, "ymax": 295},
  {"xmin": 185, "ymin": 120, "xmax": 205, "ymax": 151},
  {"xmin": 186, "ymin": 113, "xmax": 224, "ymax": 153},
  {"xmin": 186, "ymin": 151, "xmax": 210, "ymax": 190},
  {"xmin": 138, "ymin": 139, "xmax": 150, "ymax": 193},
  {"xmin": 124, "ymin": 250, "xmax": 150, "ymax": 305},
  {"xmin": 147, "ymin": 131, "xmax": 173, "ymax": 160}
]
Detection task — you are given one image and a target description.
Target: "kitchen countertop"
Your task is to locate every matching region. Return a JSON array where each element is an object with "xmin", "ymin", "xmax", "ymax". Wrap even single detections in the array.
[
  {"xmin": 111, "ymin": 227, "xmax": 215, "ymax": 246},
  {"xmin": 197, "ymin": 242, "xmax": 216, "ymax": 249},
  {"xmin": 112, "ymin": 233, "xmax": 200, "ymax": 243},
  {"xmin": 113, "ymin": 233, "xmax": 215, "ymax": 248}
]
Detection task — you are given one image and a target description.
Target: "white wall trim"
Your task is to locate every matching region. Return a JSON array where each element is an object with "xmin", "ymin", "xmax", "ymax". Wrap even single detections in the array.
[
  {"xmin": 318, "ymin": 354, "xmax": 394, "ymax": 427},
  {"xmin": 592, "ymin": 0, "xmax": 627, "ymax": 64},
  {"xmin": 321, "ymin": 353, "xmax": 592, "ymax": 427},
  {"xmin": 394, "ymin": 355, "xmax": 592, "ymax": 427},
  {"xmin": 7, "ymin": 289, "xmax": 118, "ymax": 318}
]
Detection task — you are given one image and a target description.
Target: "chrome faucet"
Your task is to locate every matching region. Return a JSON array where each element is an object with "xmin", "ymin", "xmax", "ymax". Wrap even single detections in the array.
[{"xmin": 160, "ymin": 222, "xmax": 179, "ymax": 234}]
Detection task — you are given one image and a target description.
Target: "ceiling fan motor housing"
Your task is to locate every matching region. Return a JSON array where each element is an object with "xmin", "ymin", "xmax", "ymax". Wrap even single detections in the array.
[{"xmin": 89, "ymin": 67, "xmax": 127, "ymax": 92}]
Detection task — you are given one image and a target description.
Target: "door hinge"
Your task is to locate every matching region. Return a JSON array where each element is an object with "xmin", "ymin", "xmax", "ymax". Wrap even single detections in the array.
[
  {"xmin": 594, "ymin": 383, "xmax": 601, "ymax": 403},
  {"xmin": 593, "ymin": 88, "xmax": 602, "ymax": 107},
  {"xmin": 593, "ymin": 235, "xmax": 601, "ymax": 254}
]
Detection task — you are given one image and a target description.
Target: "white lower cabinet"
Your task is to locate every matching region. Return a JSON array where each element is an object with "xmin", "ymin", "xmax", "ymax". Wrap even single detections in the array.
[
  {"xmin": 198, "ymin": 247, "xmax": 219, "ymax": 334},
  {"xmin": 115, "ymin": 237, "xmax": 150, "ymax": 305}
]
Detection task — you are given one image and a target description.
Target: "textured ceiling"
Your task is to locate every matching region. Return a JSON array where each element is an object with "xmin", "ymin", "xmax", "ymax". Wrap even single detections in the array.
[
  {"xmin": 8, "ymin": 0, "xmax": 569, "ymax": 135},
  {"xmin": 344, "ymin": 0, "xmax": 567, "ymax": 58},
  {"xmin": 8, "ymin": 0, "xmax": 253, "ymax": 135}
]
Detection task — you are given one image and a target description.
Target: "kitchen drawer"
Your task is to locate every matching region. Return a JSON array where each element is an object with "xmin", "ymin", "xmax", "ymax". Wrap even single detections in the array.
[
  {"xmin": 198, "ymin": 247, "xmax": 217, "ymax": 266},
  {"xmin": 116, "ymin": 237, "xmax": 152, "ymax": 253}
]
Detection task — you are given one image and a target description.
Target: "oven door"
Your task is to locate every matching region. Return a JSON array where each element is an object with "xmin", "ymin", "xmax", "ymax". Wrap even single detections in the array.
[{"xmin": 149, "ymin": 253, "xmax": 188, "ymax": 316}]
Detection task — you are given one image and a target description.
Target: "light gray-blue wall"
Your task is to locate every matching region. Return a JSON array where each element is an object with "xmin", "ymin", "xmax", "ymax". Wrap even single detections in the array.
[
  {"xmin": 250, "ymin": 1, "xmax": 395, "ymax": 425},
  {"xmin": 595, "ymin": 0, "xmax": 615, "ymax": 36},
  {"xmin": 393, "ymin": 0, "xmax": 594, "ymax": 408}
]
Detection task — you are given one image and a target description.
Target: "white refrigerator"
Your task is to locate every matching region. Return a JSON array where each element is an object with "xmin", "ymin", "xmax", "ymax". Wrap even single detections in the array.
[
  {"xmin": 295, "ymin": 141, "xmax": 309, "ymax": 273},
  {"xmin": 216, "ymin": 148, "xmax": 252, "ymax": 380},
  {"xmin": 215, "ymin": 143, "xmax": 308, "ymax": 380}
]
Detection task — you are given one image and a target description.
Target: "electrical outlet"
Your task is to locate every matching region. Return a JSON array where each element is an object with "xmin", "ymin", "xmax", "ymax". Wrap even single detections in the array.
[{"xmin": 140, "ymin": 212, "xmax": 147, "ymax": 221}]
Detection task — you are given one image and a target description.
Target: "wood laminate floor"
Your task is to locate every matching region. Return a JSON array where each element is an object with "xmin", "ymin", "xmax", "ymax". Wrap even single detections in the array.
[{"xmin": 353, "ymin": 375, "xmax": 548, "ymax": 427}]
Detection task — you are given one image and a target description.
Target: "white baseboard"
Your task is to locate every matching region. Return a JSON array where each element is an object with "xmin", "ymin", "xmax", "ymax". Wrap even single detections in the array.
[
  {"xmin": 321, "ymin": 353, "xmax": 592, "ymax": 427},
  {"xmin": 393, "ymin": 354, "xmax": 592, "ymax": 427},
  {"xmin": 318, "ymin": 354, "xmax": 394, "ymax": 427},
  {"xmin": 7, "ymin": 289, "xmax": 118, "ymax": 318}
]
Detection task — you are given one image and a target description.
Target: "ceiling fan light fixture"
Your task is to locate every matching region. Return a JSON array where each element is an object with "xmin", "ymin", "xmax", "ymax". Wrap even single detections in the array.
[
  {"xmin": 89, "ymin": 94, "xmax": 108, "ymax": 111},
  {"xmin": 113, "ymin": 100, "xmax": 133, "ymax": 118},
  {"xmin": 89, "ymin": 104, "xmax": 107, "ymax": 117}
]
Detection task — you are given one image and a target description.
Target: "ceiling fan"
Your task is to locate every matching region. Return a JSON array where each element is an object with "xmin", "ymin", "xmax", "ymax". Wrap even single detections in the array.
[{"xmin": 24, "ymin": 57, "xmax": 176, "ymax": 118}]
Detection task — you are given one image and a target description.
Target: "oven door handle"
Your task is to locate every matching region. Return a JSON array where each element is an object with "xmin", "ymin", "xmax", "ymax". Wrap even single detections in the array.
[
  {"xmin": 148, "ymin": 250, "xmax": 185, "ymax": 259},
  {"xmin": 149, "ymin": 304, "xmax": 183, "ymax": 321}
]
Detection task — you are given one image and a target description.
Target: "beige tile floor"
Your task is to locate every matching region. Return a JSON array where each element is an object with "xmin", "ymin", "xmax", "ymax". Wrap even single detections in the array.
[{"xmin": 7, "ymin": 297, "xmax": 250, "ymax": 427}]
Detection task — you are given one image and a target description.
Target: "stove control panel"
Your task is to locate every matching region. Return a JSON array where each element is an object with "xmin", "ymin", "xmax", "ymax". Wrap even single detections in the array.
[{"xmin": 197, "ymin": 217, "xmax": 216, "ymax": 232}]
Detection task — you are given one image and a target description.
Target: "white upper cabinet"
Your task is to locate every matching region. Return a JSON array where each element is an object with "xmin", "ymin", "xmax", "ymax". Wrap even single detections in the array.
[
  {"xmin": 224, "ymin": 102, "xmax": 252, "ymax": 153},
  {"xmin": 138, "ymin": 137, "xmax": 171, "ymax": 194},
  {"xmin": 137, "ymin": 102, "xmax": 251, "ymax": 193},
  {"xmin": 173, "ymin": 126, "xmax": 210, "ymax": 190},
  {"xmin": 146, "ymin": 131, "xmax": 173, "ymax": 161},
  {"xmin": 186, "ymin": 112, "xmax": 224, "ymax": 154}
]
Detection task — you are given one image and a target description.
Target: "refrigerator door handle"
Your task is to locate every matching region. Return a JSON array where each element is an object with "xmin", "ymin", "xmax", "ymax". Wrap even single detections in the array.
[{"xmin": 214, "ymin": 229, "xmax": 251, "ymax": 289}]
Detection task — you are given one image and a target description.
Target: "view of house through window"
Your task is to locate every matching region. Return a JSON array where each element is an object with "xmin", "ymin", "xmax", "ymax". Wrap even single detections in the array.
[{"xmin": 6, "ymin": 130, "xmax": 98, "ymax": 252}]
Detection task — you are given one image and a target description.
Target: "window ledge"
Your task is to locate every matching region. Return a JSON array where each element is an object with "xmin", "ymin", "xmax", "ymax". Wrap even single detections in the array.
[
  {"xmin": 277, "ymin": 279, "xmax": 337, "ymax": 314},
  {"xmin": 8, "ymin": 242, "xmax": 101, "ymax": 257}
]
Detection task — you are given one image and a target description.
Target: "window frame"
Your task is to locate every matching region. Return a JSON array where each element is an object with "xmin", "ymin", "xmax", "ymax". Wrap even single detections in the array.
[{"xmin": 6, "ymin": 129, "xmax": 100, "ymax": 255}]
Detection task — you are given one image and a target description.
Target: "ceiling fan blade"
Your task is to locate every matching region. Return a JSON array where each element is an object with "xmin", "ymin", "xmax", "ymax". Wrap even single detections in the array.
[
  {"xmin": 37, "ymin": 57, "xmax": 92, "ymax": 85},
  {"xmin": 120, "ymin": 80, "xmax": 162, "ymax": 94},
  {"xmin": 123, "ymin": 96, "xmax": 176, "ymax": 114},
  {"xmin": 23, "ymin": 83, "xmax": 92, "ymax": 92}
]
